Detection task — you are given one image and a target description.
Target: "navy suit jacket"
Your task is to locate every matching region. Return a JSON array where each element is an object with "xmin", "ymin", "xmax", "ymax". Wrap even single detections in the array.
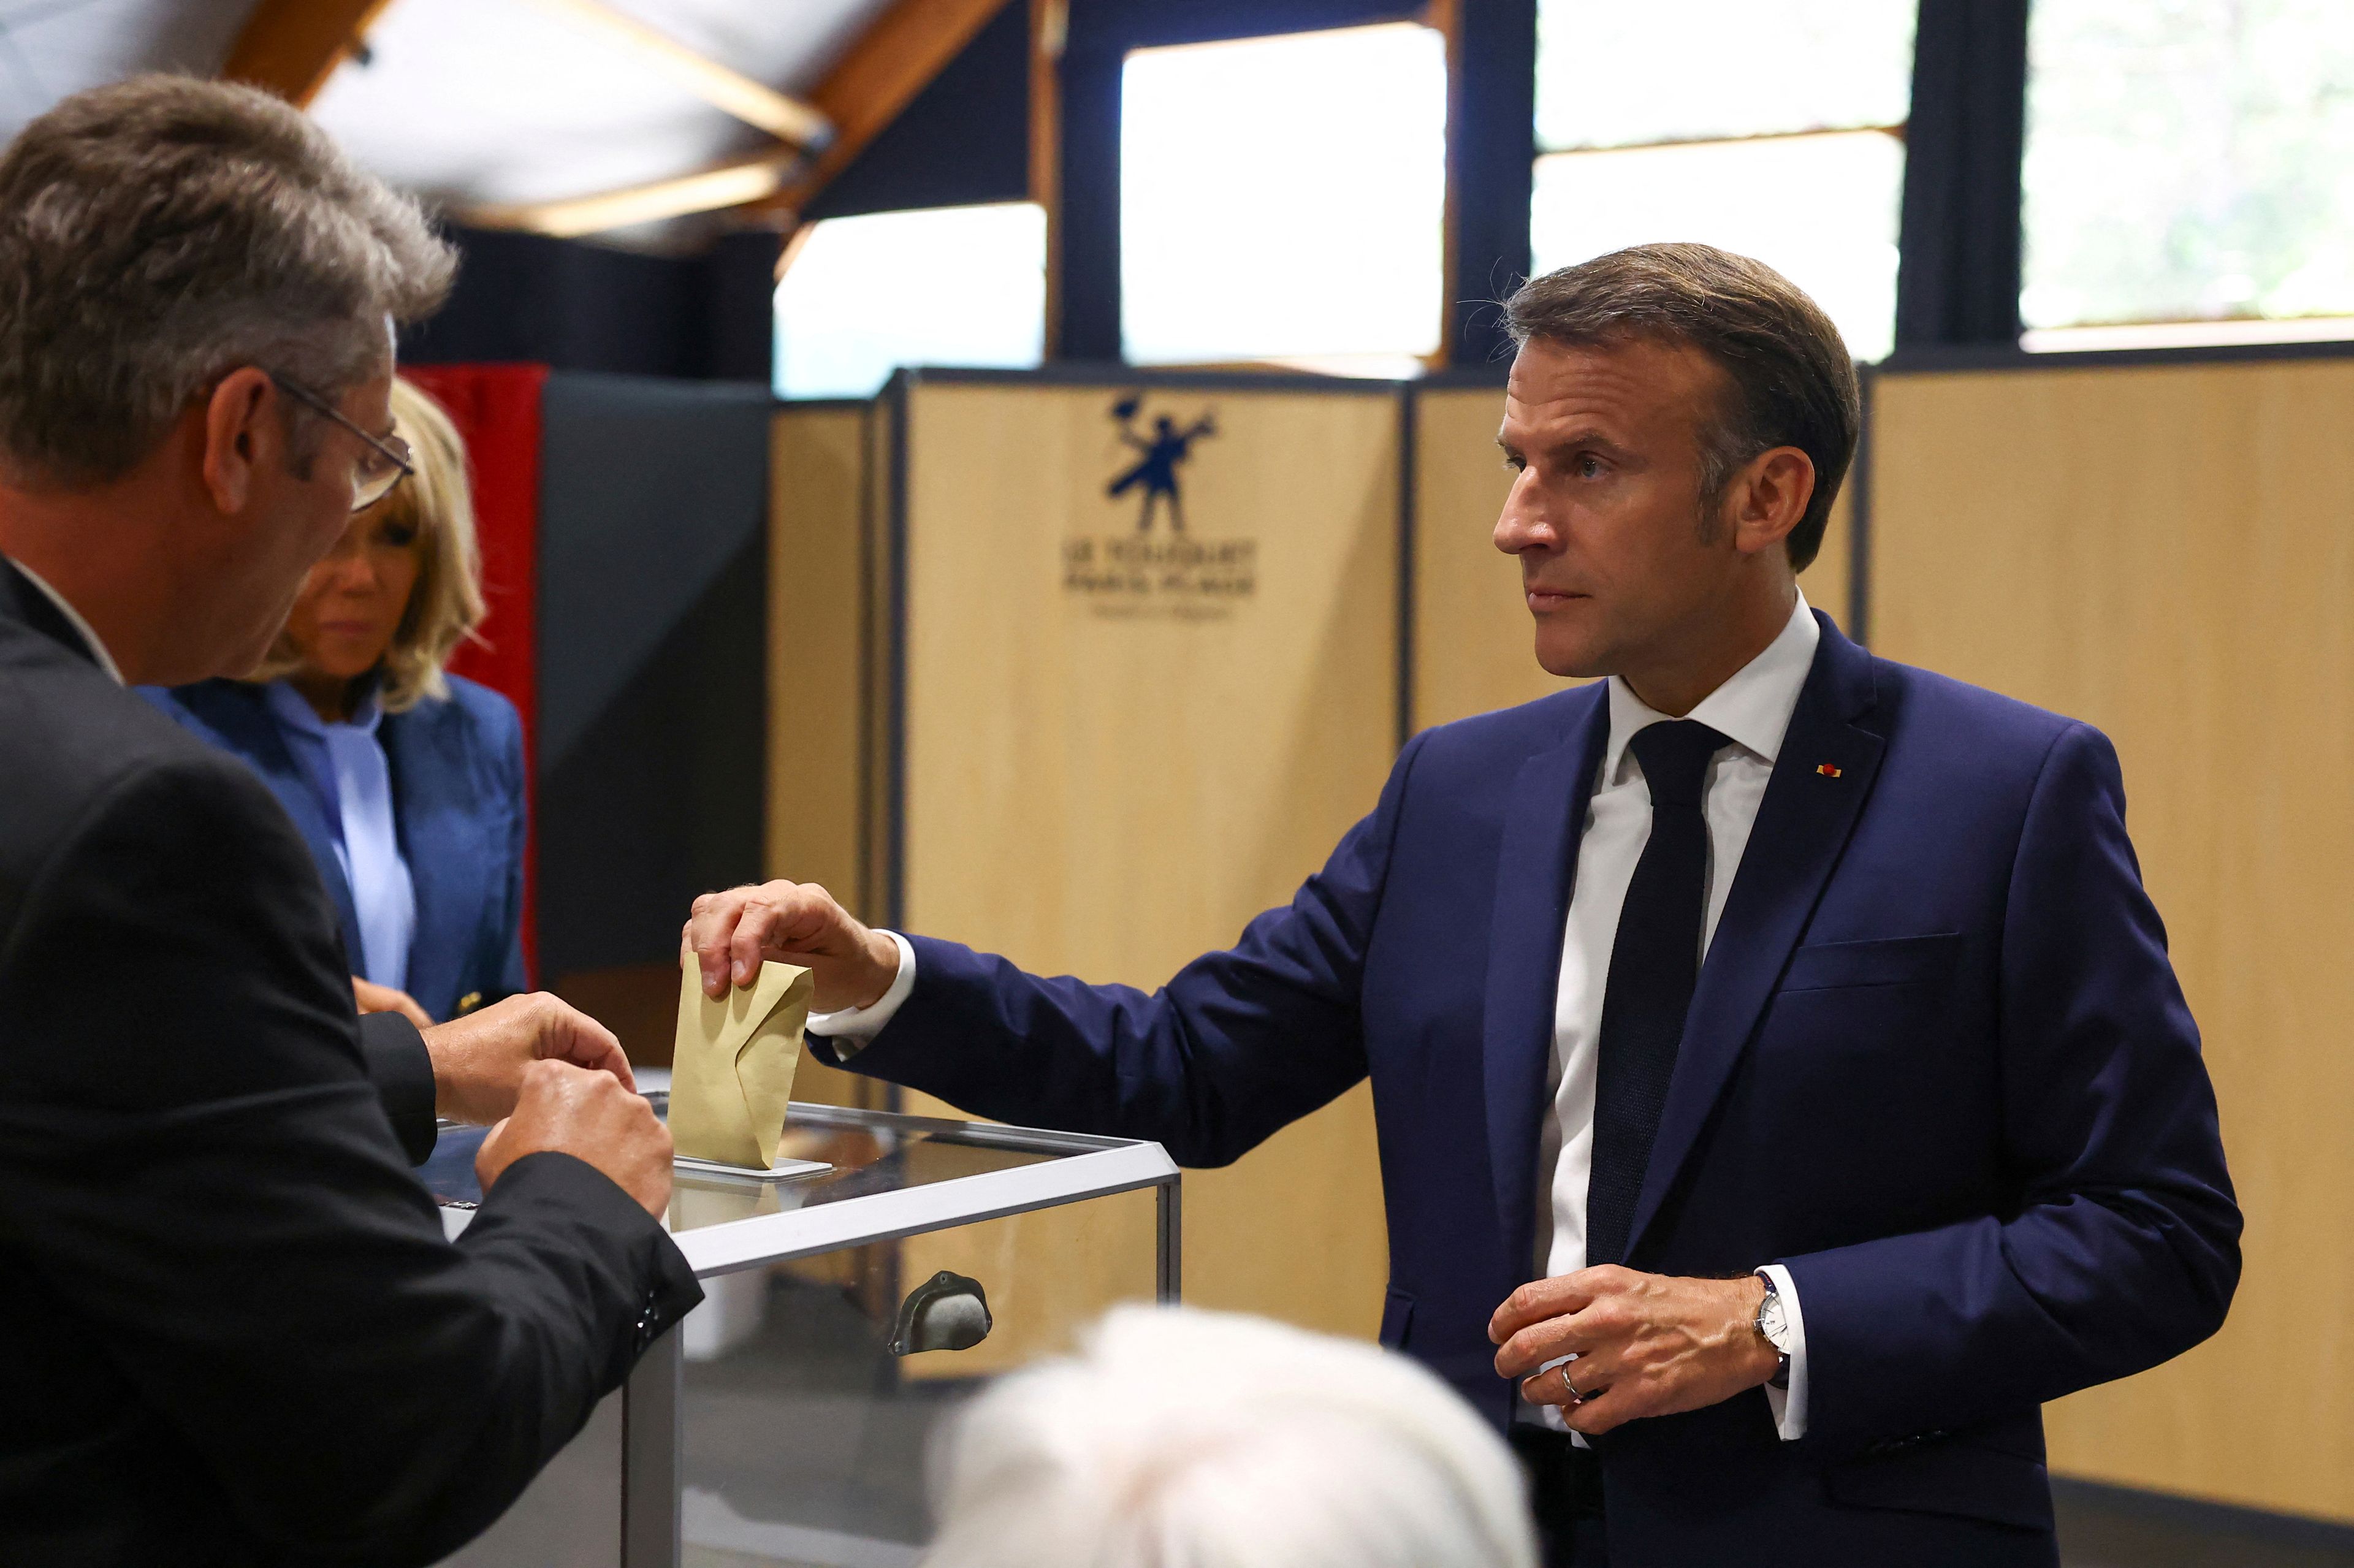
[
  {"xmin": 823, "ymin": 614, "xmax": 2239, "ymax": 1567},
  {"xmin": 142, "ymin": 676, "xmax": 530, "ymax": 1023}
]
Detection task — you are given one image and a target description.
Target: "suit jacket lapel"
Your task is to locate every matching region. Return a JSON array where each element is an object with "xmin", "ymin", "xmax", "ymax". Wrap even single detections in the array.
[
  {"xmin": 225, "ymin": 693, "xmax": 368, "ymax": 965},
  {"xmin": 1624, "ymin": 617, "xmax": 1886, "ymax": 1258},
  {"xmin": 382, "ymin": 706, "xmax": 470, "ymax": 1016},
  {"xmin": 1483, "ymin": 687, "xmax": 1611, "ymax": 1280},
  {"xmin": 0, "ymin": 558, "xmax": 96, "ymax": 665}
]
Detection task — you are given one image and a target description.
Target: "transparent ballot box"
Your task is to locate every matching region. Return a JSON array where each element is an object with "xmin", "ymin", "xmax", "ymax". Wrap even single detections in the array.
[{"xmin": 422, "ymin": 1100, "xmax": 1181, "ymax": 1568}]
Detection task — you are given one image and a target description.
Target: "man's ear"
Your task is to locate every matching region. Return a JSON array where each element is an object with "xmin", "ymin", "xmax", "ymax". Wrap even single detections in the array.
[
  {"xmin": 1728, "ymin": 446, "xmax": 1815, "ymax": 558},
  {"xmin": 200, "ymin": 368, "xmax": 278, "ymax": 516}
]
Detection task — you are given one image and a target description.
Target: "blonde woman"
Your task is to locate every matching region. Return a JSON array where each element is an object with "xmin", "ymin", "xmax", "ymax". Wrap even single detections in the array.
[{"xmin": 143, "ymin": 378, "xmax": 527, "ymax": 1026}]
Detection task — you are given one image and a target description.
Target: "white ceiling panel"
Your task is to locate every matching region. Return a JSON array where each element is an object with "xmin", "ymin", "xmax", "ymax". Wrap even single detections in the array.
[
  {"xmin": 0, "ymin": 0, "xmax": 252, "ymax": 142},
  {"xmin": 310, "ymin": 0, "xmax": 893, "ymax": 213}
]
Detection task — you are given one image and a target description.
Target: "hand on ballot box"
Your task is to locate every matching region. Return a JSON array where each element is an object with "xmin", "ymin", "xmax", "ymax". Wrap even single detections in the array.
[
  {"xmin": 424, "ymin": 991, "xmax": 637, "ymax": 1125},
  {"xmin": 684, "ymin": 880, "xmax": 899, "ymax": 1011},
  {"xmin": 669, "ymin": 949, "xmax": 812, "ymax": 1171},
  {"xmin": 477, "ymin": 1059, "xmax": 674, "ymax": 1219}
]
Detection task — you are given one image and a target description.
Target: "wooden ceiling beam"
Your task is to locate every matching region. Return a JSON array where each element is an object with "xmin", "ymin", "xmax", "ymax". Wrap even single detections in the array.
[
  {"xmin": 746, "ymin": 0, "xmax": 1013, "ymax": 220},
  {"xmin": 457, "ymin": 147, "xmax": 804, "ymax": 238},
  {"xmin": 221, "ymin": 0, "xmax": 397, "ymax": 107},
  {"xmin": 513, "ymin": 0, "xmax": 832, "ymax": 147}
]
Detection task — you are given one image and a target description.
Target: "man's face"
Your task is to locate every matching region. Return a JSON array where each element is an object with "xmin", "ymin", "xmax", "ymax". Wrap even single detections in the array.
[
  {"xmin": 210, "ymin": 369, "xmax": 397, "ymax": 678},
  {"xmin": 1493, "ymin": 336, "xmax": 1748, "ymax": 682}
]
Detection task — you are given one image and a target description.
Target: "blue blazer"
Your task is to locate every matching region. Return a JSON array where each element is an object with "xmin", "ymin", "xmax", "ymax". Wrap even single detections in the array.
[
  {"xmin": 142, "ymin": 676, "xmax": 530, "ymax": 1024},
  {"xmin": 821, "ymin": 614, "xmax": 2239, "ymax": 1567}
]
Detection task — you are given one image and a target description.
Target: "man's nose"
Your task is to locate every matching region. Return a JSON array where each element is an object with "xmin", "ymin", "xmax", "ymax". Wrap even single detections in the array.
[{"xmin": 1494, "ymin": 474, "xmax": 1558, "ymax": 556}]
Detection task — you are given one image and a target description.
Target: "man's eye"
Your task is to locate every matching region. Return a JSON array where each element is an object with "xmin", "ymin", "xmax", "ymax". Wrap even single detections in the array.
[
  {"xmin": 1575, "ymin": 455, "xmax": 1607, "ymax": 479},
  {"xmin": 1501, "ymin": 453, "xmax": 1526, "ymax": 472}
]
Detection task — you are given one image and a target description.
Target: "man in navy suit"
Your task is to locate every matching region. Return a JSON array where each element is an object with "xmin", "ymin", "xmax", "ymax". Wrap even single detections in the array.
[{"xmin": 688, "ymin": 243, "xmax": 2239, "ymax": 1566}]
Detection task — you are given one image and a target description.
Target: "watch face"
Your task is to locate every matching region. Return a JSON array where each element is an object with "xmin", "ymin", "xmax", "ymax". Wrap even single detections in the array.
[{"xmin": 1759, "ymin": 1295, "xmax": 1788, "ymax": 1345}]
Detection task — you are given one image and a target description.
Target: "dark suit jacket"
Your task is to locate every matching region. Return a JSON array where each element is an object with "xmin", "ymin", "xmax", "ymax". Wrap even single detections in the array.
[
  {"xmin": 143, "ymin": 674, "xmax": 530, "ymax": 1024},
  {"xmin": 819, "ymin": 613, "xmax": 2240, "ymax": 1567},
  {"xmin": 0, "ymin": 561, "xmax": 702, "ymax": 1567}
]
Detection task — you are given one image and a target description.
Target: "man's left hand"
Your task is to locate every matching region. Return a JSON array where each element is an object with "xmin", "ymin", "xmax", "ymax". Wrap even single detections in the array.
[
  {"xmin": 1490, "ymin": 1265, "xmax": 1778, "ymax": 1436},
  {"xmin": 423, "ymin": 992, "xmax": 636, "ymax": 1125}
]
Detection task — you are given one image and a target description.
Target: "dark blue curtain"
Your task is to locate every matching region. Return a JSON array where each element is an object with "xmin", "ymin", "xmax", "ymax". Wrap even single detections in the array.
[{"xmin": 1894, "ymin": 0, "xmax": 2032, "ymax": 351}]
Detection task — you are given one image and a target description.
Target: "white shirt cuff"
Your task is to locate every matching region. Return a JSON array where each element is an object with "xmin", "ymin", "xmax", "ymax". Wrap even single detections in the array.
[
  {"xmin": 804, "ymin": 930, "xmax": 916, "ymax": 1052},
  {"xmin": 1759, "ymin": 1263, "xmax": 1810, "ymax": 1441}
]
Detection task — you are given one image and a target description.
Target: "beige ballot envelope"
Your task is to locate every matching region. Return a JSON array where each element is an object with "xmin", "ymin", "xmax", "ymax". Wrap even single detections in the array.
[{"xmin": 669, "ymin": 953, "xmax": 813, "ymax": 1170}]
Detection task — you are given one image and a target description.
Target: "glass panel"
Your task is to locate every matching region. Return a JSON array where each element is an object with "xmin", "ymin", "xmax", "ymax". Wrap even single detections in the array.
[
  {"xmin": 420, "ymin": 1103, "xmax": 1072, "ymax": 1233},
  {"xmin": 678, "ymin": 1191, "xmax": 1159, "ymax": 1565},
  {"xmin": 1529, "ymin": 131, "xmax": 1905, "ymax": 362},
  {"xmin": 773, "ymin": 204, "xmax": 1046, "ymax": 400},
  {"xmin": 2022, "ymin": 0, "xmax": 2354, "ymax": 333},
  {"xmin": 1536, "ymin": 0, "xmax": 1916, "ymax": 151},
  {"xmin": 1120, "ymin": 23, "xmax": 1447, "ymax": 367}
]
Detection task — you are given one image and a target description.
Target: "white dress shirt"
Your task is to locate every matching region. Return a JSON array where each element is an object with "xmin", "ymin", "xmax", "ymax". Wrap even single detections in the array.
[
  {"xmin": 815, "ymin": 598, "xmax": 1823, "ymax": 1441},
  {"xmin": 263, "ymin": 680, "xmax": 417, "ymax": 993},
  {"xmin": 1529, "ymin": 590, "xmax": 1818, "ymax": 1441}
]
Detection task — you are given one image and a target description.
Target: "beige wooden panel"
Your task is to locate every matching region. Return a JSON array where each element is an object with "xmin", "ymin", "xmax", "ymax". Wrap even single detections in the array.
[
  {"xmin": 1412, "ymin": 385, "xmax": 1573, "ymax": 729},
  {"xmin": 897, "ymin": 379, "xmax": 1396, "ymax": 1342},
  {"xmin": 767, "ymin": 403, "xmax": 877, "ymax": 1113},
  {"xmin": 1870, "ymin": 359, "xmax": 2354, "ymax": 1524},
  {"xmin": 1410, "ymin": 384, "xmax": 1854, "ymax": 732}
]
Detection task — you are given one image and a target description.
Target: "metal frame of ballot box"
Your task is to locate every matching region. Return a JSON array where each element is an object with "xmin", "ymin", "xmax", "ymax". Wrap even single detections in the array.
[{"xmin": 437, "ymin": 1101, "xmax": 1180, "ymax": 1568}]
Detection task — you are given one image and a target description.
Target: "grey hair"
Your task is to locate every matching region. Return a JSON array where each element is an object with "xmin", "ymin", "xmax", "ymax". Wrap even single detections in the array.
[
  {"xmin": 0, "ymin": 74, "xmax": 455, "ymax": 487},
  {"xmin": 922, "ymin": 1306, "xmax": 1541, "ymax": 1568}
]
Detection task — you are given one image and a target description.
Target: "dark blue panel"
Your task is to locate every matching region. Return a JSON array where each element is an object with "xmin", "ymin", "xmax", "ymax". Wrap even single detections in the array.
[
  {"xmin": 535, "ymin": 374, "xmax": 772, "ymax": 975},
  {"xmin": 1895, "ymin": 0, "xmax": 2028, "ymax": 349},
  {"xmin": 807, "ymin": 0, "xmax": 1030, "ymax": 221},
  {"xmin": 404, "ymin": 227, "xmax": 779, "ymax": 382}
]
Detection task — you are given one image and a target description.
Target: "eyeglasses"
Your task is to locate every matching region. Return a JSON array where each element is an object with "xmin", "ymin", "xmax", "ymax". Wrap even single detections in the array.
[{"xmin": 267, "ymin": 371, "xmax": 416, "ymax": 513}]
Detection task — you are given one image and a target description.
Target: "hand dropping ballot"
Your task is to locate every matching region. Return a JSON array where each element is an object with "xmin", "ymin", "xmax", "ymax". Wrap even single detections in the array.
[{"xmin": 669, "ymin": 952, "xmax": 824, "ymax": 1179}]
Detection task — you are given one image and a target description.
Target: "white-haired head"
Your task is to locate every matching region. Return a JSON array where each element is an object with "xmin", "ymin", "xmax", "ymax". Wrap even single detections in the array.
[{"xmin": 922, "ymin": 1305, "xmax": 1537, "ymax": 1568}]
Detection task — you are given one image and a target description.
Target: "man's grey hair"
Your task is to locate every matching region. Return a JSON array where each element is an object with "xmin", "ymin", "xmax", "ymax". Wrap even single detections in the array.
[
  {"xmin": 0, "ymin": 74, "xmax": 455, "ymax": 487},
  {"xmin": 922, "ymin": 1306, "xmax": 1540, "ymax": 1568}
]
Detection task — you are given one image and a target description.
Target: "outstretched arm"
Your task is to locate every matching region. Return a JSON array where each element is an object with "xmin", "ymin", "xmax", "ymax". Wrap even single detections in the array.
[{"xmin": 688, "ymin": 733, "xmax": 1433, "ymax": 1166}]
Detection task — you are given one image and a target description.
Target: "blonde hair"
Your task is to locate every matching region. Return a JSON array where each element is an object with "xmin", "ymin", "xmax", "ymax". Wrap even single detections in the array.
[{"xmin": 249, "ymin": 378, "xmax": 487, "ymax": 712}]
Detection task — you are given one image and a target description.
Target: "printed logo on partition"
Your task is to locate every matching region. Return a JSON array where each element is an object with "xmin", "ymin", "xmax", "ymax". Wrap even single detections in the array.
[{"xmin": 1062, "ymin": 391, "xmax": 1257, "ymax": 621}]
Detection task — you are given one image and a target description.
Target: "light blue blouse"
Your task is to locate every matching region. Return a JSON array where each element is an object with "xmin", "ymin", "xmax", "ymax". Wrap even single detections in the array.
[{"xmin": 261, "ymin": 680, "xmax": 417, "ymax": 991}]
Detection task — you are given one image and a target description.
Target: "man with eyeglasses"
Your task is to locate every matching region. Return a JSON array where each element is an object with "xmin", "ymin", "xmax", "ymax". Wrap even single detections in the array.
[{"xmin": 0, "ymin": 78, "xmax": 700, "ymax": 1567}]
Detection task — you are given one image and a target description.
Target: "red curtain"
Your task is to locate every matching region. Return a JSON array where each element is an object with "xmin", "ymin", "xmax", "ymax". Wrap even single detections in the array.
[{"xmin": 399, "ymin": 364, "xmax": 548, "ymax": 983}]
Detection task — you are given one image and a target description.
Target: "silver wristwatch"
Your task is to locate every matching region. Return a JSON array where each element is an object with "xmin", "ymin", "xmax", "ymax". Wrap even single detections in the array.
[{"xmin": 1754, "ymin": 1270, "xmax": 1792, "ymax": 1391}]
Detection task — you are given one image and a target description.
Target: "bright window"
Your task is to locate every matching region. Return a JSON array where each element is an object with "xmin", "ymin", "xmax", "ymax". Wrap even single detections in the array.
[
  {"xmin": 1120, "ymin": 23, "xmax": 1449, "ymax": 373},
  {"xmin": 2022, "ymin": 0, "xmax": 2354, "ymax": 348},
  {"xmin": 1529, "ymin": 0, "xmax": 1916, "ymax": 363},
  {"xmin": 772, "ymin": 203, "xmax": 1046, "ymax": 400}
]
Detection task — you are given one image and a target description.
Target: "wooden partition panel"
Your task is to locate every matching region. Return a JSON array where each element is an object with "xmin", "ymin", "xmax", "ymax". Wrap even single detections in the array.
[
  {"xmin": 1869, "ymin": 357, "xmax": 2354, "ymax": 1523},
  {"xmin": 767, "ymin": 402, "xmax": 878, "ymax": 1112},
  {"xmin": 1409, "ymin": 383, "xmax": 1855, "ymax": 732},
  {"xmin": 1412, "ymin": 384, "xmax": 1573, "ymax": 728},
  {"xmin": 892, "ymin": 373, "xmax": 1399, "ymax": 1346}
]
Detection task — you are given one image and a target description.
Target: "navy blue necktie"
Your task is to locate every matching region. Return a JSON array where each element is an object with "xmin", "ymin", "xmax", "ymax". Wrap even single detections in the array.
[{"xmin": 1585, "ymin": 719, "xmax": 1729, "ymax": 1269}]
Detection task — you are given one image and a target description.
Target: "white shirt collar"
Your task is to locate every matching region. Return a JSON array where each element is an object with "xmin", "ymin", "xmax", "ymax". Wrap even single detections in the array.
[
  {"xmin": 7, "ymin": 556, "xmax": 124, "ymax": 685},
  {"xmin": 1602, "ymin": 591, "xmax": 1821, "ymax": 782}
]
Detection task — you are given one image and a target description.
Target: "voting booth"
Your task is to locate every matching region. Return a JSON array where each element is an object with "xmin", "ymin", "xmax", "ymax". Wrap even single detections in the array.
[
  {"xmin": 425, "ymin": 1096, "xmax": 1179, "ymax": 1567},
  {"xmin": 770, "ymin": 368, "xmax": 1403, "ymax": 1345}
]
